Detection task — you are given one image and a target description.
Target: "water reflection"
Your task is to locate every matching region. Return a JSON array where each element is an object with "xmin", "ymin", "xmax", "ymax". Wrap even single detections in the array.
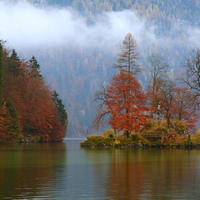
[
  {"xmin": 63, "ymin": 146, "xmax": 113, "ymax": 200},
  {"xmin": 0, "ymin": 143, "xmax": 67, "ymax": 200},
  {"xmin": 106, "ymin": 149, "xmax": 146, "ymax": 200},
  {"xmin": 1, "ymin": 141, "xmax": 200, "ymax": 200},
  {"xmin": 105, "ymin": 149, "xmax": 200, "ymax": 200}
]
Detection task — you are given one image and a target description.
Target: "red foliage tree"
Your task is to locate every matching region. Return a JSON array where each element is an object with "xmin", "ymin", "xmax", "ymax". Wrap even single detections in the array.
[{"xmin": 104, "ymin": 70, "xmax": 149, "ymax": 136}]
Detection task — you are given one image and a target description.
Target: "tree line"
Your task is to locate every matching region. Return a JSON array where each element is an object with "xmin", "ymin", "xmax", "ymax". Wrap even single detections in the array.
[
  {"xmin": 0, "ymin": 41, "xmax": 67, "ymax": 143},
  {"xmin": 93, "ymin": 33, "xmax": 200, "ymax": 137},
  {"xmin": 45, "ymin": 0, "xmax": 200, "ymax": 27}
]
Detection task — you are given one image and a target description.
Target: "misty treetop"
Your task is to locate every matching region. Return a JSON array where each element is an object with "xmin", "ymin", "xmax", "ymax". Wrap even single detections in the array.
[{"xmin": 0, "ymin": 42, "xmax": 68, "ymax": 143}]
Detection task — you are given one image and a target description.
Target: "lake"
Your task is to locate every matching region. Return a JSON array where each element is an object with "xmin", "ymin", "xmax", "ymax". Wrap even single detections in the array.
[{"xmin": 0, "ymin": 138, "xmax": 200, "ymax": 200}]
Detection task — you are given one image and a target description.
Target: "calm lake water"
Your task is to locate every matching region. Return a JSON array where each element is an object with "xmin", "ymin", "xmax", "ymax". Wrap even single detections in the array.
[{"xmin": 0, "ymin": 139, "xmax": 200, "ymax": 200}]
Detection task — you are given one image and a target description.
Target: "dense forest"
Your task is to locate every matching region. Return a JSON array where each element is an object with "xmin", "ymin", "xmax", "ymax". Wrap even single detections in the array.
[
  {"xmin": 2, "ymin": 0, "xmax": 200, "ymax": 136},
  {"xmin": 33, "ymin": 0, "xmax": 200, "ymax": 27},
  {"xmin": 0, "ymin": 41, "xmax": 67, "ymax": 143}
]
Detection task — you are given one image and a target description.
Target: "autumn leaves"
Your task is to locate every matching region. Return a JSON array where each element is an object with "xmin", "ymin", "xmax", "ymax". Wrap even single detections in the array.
[{"xmin": 0, "ymin": 42, "xmax": 67, "ymax": 143}]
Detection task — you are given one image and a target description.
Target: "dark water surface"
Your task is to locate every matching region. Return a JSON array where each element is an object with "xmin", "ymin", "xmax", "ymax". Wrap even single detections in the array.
[{"xmin": 0, "ymin": 139, "xmax": 200, "ymax": 200}]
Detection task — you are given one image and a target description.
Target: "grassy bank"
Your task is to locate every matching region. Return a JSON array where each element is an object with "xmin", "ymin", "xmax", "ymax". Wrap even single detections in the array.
[{"xmin": 80, "ymin": 133, "xmax": 200, "ymax": 148}]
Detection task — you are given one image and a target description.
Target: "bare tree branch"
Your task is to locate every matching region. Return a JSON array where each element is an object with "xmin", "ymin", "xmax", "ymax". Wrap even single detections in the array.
[{"xmin": 181, "ymin": 49, "xmax": 200, "ymax": 97}]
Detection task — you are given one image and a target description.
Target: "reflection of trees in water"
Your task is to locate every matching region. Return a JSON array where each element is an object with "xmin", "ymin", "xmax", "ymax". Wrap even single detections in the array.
[
  {"xmin": 78, "ymin": 149, "xmax": 113, "ymax": 198},
  {"xmin": 0, "ymin": 143, "xmax": 67, "ymax": 199},
  {"xmin": 107, "ymin": 149, "xmax": 146, "ymax": 200},
  {"xmin": 147, "ymin": 149, "xmax": 200, "ymax": 199},
  {"xmin": 107, "ymin": 149, "xmax": 200, "ymax": 200}
]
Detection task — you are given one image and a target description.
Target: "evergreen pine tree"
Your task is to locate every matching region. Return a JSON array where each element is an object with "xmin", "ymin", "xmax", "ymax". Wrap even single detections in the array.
[
  {"xmin": 9, "ymin": 49, "xmax": 21, "ymax": 76},
  {"xmin": 52, "ymin": 91, "xmax": 68, "ymax": 126},
  {"xmin": 29, "ymin": 56, "xmax": 42, "ymax": 78}
]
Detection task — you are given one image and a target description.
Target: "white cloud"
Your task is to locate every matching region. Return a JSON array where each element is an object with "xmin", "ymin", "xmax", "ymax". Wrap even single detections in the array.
[
  {"xmin": 188, "ymin": 27, "xmax": 200, "ymax": 48},
  {"xmin": 0, "ymin": 0, "xmax": 199, "ymax": 54},
  {"xmin": 0, "ymin": 1, "xmax": 155, "ymax": 52}
]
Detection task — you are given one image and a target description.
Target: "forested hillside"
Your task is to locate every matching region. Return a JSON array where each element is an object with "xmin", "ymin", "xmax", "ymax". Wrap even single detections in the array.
[
  {"xmin": 1, "ymin": 0, "xmax": 199, "ymax": 136},
  {"xmin": 35, "ymin": 0, "xmax": 200, "ymax": 26},
  {"xmin": 0, "ymin": 42, "xmax": 67, "ymax": 143}
]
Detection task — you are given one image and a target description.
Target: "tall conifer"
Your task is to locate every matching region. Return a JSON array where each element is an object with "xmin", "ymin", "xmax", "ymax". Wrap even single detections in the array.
[{"xmin": 52, "ymin": 91, "xmax": 68, "ymax": 126}]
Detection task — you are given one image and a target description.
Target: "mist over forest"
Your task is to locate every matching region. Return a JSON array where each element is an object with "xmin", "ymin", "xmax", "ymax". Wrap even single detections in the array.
[{"xmin": 1, "ymin": 0, "xmax": 200, "ymax": 136}]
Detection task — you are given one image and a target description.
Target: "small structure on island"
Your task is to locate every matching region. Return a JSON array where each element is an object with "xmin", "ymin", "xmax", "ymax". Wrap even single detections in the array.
[{"xmin": 153, "ymin": 105, "xmax": 164, "ymax": 121}]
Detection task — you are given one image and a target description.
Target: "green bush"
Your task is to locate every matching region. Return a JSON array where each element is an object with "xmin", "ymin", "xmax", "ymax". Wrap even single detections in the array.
[
  {"xmin": 102, "ymin": 129, "xmax": 115, "ymax": 138},
  {"xmin": 109, "ymin": 133, "xmax": 114, "ymax": 138},
  {"xmin": 130, "ymin": 134, "xmax": 138, "ymax": 141}
]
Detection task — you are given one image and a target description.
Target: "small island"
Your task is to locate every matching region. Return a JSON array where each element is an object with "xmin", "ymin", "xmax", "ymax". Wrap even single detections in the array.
[
  {"xmin": 81, "ymin": 33, "xmax": 200, "ymax": 149},
  {"xmin": 81, "ymin": 128, "xmax": 200, "ymax": 149}
]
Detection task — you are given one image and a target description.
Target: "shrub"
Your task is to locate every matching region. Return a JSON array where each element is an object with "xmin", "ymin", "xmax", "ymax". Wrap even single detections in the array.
[
  {"xmin": 163, "ymin": 133, "xmax": 188, "ymax": 146},
  {"xmin": 130, "ymin": 134, "xmax": 138, "ymax": 141},
  {"xmin": 109, "ymin": 133, "xmax": 114, "ymax": 138},
  {"xmin": 191, "ymin": 134, "xmax": 200, "ymax": 145},
  {"xmin": 115, "ymin": 134, "xmax": 126, "ymax": 140},
  {"xmin": 114, "ymin": 140, "xmax": 120, "ymax": 145},
  {"xmin": 141, "ymin": 120, "xmax": 168, "ymax": 136},
  {"xmin": 102, "ymin": 129, "xmax": 115, "ymax": 138},
  {"xmin": 171, "ymin": 120, "xmax": 187, "ymax": 134}
]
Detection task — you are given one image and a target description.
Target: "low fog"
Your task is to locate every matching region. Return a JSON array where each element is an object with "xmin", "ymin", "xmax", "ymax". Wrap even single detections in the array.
[
  {"xmin": 0, "ymin": 0, "xmax": 199, "ymax": 53},
  {"xmin": 0, "ymin": 1, "xmax": 148, "ymax": 50}
]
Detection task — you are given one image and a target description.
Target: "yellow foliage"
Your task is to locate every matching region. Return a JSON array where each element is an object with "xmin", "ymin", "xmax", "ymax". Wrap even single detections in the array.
[
  {"xmin": 114, "ymin": 140, "xmax": 120, "ymax": 145},
  {"xmin": 191, "ymin": 134, "xmax": 200, "ymax": 145},
  {"xmin": 171, "ymin": 120, "xmax": 187, "ymax": 133}
]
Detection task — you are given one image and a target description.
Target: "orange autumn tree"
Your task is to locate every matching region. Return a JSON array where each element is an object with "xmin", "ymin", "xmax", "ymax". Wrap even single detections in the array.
[
  {"xmin": 0, "ymin": 42, "xmax": 68, "ymax": 142},
  {"xmin": 104, "ymin": 70, "xmax": 149, "ymax": 137},
  {"xmin": 5, "ymin": 59, "xmax": 67, "ymax": 142},
  {"xmin": 93, "ymin": 33, "xmax": 149, "ymax": 137}
]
